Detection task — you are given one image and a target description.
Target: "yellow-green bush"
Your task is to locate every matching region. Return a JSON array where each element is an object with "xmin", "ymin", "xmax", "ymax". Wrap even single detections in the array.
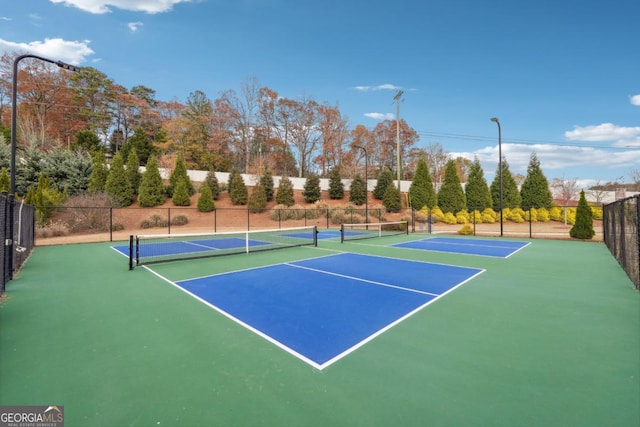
[
  {"xmin": 591, "ymin": 206, "xmax": 603, "ymax": 220},
  {"xmin": 458, "ymin": 224, "xmax": 473, "ymax": 235},
  {"xmin": 566, "ymin": 208, "xmax": 576, "ymax": 225},
  {"xmin": 537, "ymin": 207, "xmax": 550, "ymax": 222},
  {"xmin": 471, "ymin": 210, "xmax": 482, "ymax": 223},
  {"xmin": 510, "ymin": 211, "xmax": 525, "ymax": 223},
  {"xmin": 481, "ymin": 208, "xmax": 496, "ymax": 223},
  {"xmin": 456, "ymin": 210, "xmax": 469, "ymax": 224},
  {"xmin": 431, "ymin": 207, "xmax": 444, "ymax": 222},
  {"xmin": 442, "ymin": 212, "xmax": 457, "ymax": 224},
  {"xmin": 524, "ymin": 207, "xmax": 538, "ymax": 222},
  {"xmin": 549, "ymin": 206, "xmax": 563, "ymax": 221}
]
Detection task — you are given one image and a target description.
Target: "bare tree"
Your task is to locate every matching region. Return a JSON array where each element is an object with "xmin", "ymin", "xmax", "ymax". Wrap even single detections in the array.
[{"xmin": 551, "ymin": 175, "xmax": 580, "ymax": 224}]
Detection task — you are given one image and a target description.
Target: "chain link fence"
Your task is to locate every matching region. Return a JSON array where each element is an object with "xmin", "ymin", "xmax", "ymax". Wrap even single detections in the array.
[
  {"xmin": 0, "ymin": 193, "xmax": 36, "ymax": 294},
  {"xmin": 604, "ymin": 194, "xmax": 640, "ymax": 290}
]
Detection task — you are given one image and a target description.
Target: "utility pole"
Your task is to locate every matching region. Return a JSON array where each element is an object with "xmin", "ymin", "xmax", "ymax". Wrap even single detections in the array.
[{"xmin": 394, "ymin": 90, "xmax": 404, "ymax": 191}]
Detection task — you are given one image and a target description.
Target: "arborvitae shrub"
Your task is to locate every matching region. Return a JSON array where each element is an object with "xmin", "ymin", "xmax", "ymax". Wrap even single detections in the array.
[
  {"xmin": 276, "ymin": 177, "xmax": 295, "ymax": 207},
  {"xmin": 570, "ymin": 190, "xmax": 594, "ymax": 239},
  {"xmin": 349, "ymin": 175, "xmax": 367, "ymax": 205},
  {"xmin": 104, "ymin": 152, "xmax": 133, "ymax": 207},
  {"xmin": 197, "ymin": 182, "xmax": 215, "ymax": 212},
  {"xmin": 328, "ymin": 167, "xmax": 344, "ymax": 200},
  {"xmin": 303, "ymin": 173, "xmax": 321, "ymax": 203},
  {"xmin": 172, "ymin": 179, "xmax": 191, "ymax": 206},
  {"xmin": 168, "ymin": 154, "xmax": 195, "ymax": 197},
  {"xmin": 373, "ymin": 169, "xmax": 394, "ymax": 200},
  {"xmin": 126, "ymin": 150, "xmax": 141, "ymax": 195},
  {"xmin": 138, "ymin": 157, "xmax": 165, "ymax": 207},
  {"xmin": 382, "ymin": 183, "xmax": 401, "ymax": 213},
  {"xmin": 204, "ymin": 169, "xmax": 220, "ymax": 200},
  {"xmin": 228, "ymin": 170, "xmax": 248, "ymax": 205},
  {"xmin": 260, "ymin": 170, "xmax": 275, "ymax": 202},
  {"xmin": 249, "ymin": 183, "xmax": 268, "ymax": 213}
]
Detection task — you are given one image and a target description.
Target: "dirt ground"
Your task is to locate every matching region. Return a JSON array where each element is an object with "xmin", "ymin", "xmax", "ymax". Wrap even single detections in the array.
[{"xmin": 35, "ymin": 190, "xmax": 603, "ymax": 245}]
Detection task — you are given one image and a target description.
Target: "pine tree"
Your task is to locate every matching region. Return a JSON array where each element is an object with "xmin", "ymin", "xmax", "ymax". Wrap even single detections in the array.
[
  {"xmin": 520, "ymin": 153, "xmax": 553, "ymax": 211},
  {"xmin": 276, "ymin": 176, "xmax": 295, "ymax": 207},
  {"xmin": 126, "ymin": 149, "xmax": 141, "ymax": 195},
  {"xmin": 260, "ymin": 169, "xmax": 274, "ymax": 202},
  {"xmin": 408, "ymin": 158, "xmax": 436, "ymax": 210},
  {"xmin": 196, "ymin": 182, "xmax": 215, "ymax": 212},
  {"xmin": 570, "ymin": 190, "xmax": 595, "ymax": 239},
  {"xmin": 204, "ymin": 169, "xmax": 220, "ymax": 200},
  {"xmin": 437, "ymin": 160, "xmax": 466, "ymax": 213},
  {"xmin": 349, "ymin": 174, "xmax": 367, "ymax": 205},
  {"xmin": 228, "ymin": 169, "xmax": 248, "ymax": 205},
  {"xmin": 168, "ymin": 153, "xmax": 194, "ymax": 197},
  {"xmin": 383, "ymin": 183, "xmax": 402, "ymax": 213},
  {"xmin": 138, "ymin": 157, "xmax": 165, "ymax": 207},
  {"xmin": 373, "ymin": 169, "xmax": 394, "ymax": 200},
  {"xmin": 172, "ymin": 179, "xmax": 191, "ymax": 206},
  {"xmin": 88, "ymin": 151, "xmax": 109, "ymax": 195},
  {"xmin": 303, "ymin": 173, "xmax": 321, "ymax": 203},
  {"xmin": 328, "ymin": 166, "xmax": 344, "ymax": 199},
  {"xmin": 490, "ymin": 158, "xmax": 521, "ymax": 210},
  {"xmin": 105, "ymin": 151, "xmax": 133, "ymax": 207},
  {"xmin": 465, "ymin": 157, "xmax": 492, "ymax": 211},
  {"xmin": 248, "ymin": 183, "xmax": 268, "ymax": 213}
]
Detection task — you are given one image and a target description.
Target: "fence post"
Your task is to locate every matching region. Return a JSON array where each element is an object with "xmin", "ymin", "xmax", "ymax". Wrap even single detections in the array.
[{"xmin": 109, "ymin": 207, "xmax": 113, "ymax": 241}]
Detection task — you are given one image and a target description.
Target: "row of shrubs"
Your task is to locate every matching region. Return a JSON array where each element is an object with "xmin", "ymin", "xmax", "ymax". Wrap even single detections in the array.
[{"xmin": 416, "ymin": 206, "xmax": 603, "ymax": 226}]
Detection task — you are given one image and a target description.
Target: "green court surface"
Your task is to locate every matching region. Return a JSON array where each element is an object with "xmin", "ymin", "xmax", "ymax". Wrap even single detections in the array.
[{"xmin": 1, "ymin": 234, "xmax": 638, "ymax": 427}]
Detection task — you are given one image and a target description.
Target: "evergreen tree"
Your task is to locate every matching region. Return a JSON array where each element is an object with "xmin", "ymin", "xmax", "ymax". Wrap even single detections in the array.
[
  {"xmin": 204, "ymin": 169, "xmax": 220, "ymax": 200},
  {"xmin": 490, "ymin": 158, "xmax": 521, "ymax": 210},
  {"xmin": 128, "ymin": 127, "xmax": 155, "ymax": 165},
  {"xmin": 383, "ymin": 183, "xmax": 402, "ymax": 213},
  {"xmin": 0, "ymin": 168, "xmax": 10, "ymax": 193},
  {"xmin": 168, "ymin": 153, "xmax": 195, "ymax": 197},
  {"xmin": 303, "ymin": 173, "xmax": 321, "ymax": 203},
  {"xmin": 88, "ymin": 151, "xmax": 109, "ymax": 194},
  {"xmin": 126, "ymin": 149, "xmax": 141, "ymax": 195},
  {"xmin": 408, "ymin": 158, "xmax": 436, "ymax": 210},
  {"xmin": 275, "ymin": 176, "xmax": 295, "ymax": 207},
  {"xmin": 248, "ymin": 183, "xmax": 268, "ymax": 213},
  {"xmin": 138, "ymin": 157, "xmax": 165, "ymax": 207},
  {"xmin": 328, "ymin": 166, "xmax": 344, "ymax": 199},
  {"xmin": 520, "ymin": 153, "xmax": 553, "ymax": 211},
  {"xmin": 172, "ymin": 179, "xmax": 191, "ymax": 206},
  {"xmin": 570, "ymin": 190, "xmax": 595, "ymax": 239},
  {"xmin": 72, "ymin": 129, "xmax": 102, "ymax": 154},
  {"xmin": 349, "ymin": 174, "xmax": 367, "ymax": 205},
  {"xmin": 465, "ymin": 157, "xmax": 492, "ymax": 211},
  {"xmin": 228, "ymin": 169, "xmax": 248, "ymax": 205},
  {"xmin": 373, "ymin": 169, "xmax": 394, "ymax": 200},
  {"xmin": 104, "ymin": 151, "xmax": 133, "ymax": 207},
  {"xmin": 196, "ymin": 182, "xmax": 215, "ymax": 212},
  {"xmin": 437, "ymin": 160, "xmax": 466, "ymax": 213},
  {"xmin": 260, "ymin": 169, "xmax": 274, "ymax": 202}
]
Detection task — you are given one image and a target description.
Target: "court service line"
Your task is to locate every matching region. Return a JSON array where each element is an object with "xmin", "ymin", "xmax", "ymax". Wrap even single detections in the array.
[{"xmin": 283, "ymin": 262, "xmax": 440, "ymax": 297}]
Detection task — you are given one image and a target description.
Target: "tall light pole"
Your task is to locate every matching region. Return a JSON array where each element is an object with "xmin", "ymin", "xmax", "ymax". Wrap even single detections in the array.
[
  {"xmin": 394, "ymin": 90, "xmax": 404, "ymax": 191},
  {"xmin": 354, "ymin": 145, "xmax": 368, "ymax": 223},
  {"xmin": 11, "ymin": 54, "xmax": 81, "ymax": 195},
  {"xmin": 490, "ymin": 117, "xmax": 503, "ymax": 237},
  {"xmin": 9, "ymin": 54, "xmax": 80, "ymax": 279}
]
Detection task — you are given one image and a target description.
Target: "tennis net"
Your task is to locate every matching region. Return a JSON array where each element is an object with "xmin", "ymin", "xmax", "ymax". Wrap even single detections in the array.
[
  {"xmin": 129, "ymin": 225, "xmax": 317, "ymax": 268},
  {"xmin": 340, "ymin": 221, "xmax": 408, "ymax": 243}
]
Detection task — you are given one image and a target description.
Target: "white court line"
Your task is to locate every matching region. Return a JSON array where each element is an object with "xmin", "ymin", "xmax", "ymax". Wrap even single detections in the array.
[{"xmin": 284, "ymin": 262, "xmax": 439, "ymax": 297}]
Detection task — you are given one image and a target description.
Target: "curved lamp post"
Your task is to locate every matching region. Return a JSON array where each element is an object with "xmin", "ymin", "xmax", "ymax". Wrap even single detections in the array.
[
  {"xmin": 353, "ymin": 145, "xmax": 368, "ymax": 224},
  {"xmin": 490, "ymin": 117, "xmax": 503, "ymax": 237},
  {"xmin": 9, "ymin": 54, "xmax": 80, "ymax": 279}
]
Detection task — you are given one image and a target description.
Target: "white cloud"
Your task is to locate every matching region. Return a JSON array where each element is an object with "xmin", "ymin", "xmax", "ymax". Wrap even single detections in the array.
[
  {"xmin": 128, "ymin": 21, "xmax": 144, "ymax": 32},
  {"xmin": 564, "ymin": 123, "xmax": 640, "ymax": 147},
  {"xmin": 631, "ymin": 94, "xmax": 640, "ymax": 106},
  {"xmin": 364, "ymin": 112, "xmax": 394, "ymax": 121},
  {"xmin": 0, "ymin": 17, "xmax": 12, "ymax": 21},
  {"xmin": 354, "ymin": 84, "xmax": 402, "ymax": 92},
  {"xmin": 49, "ymin": 0, "xmax": 191, "ymax": 14},
  {"xmin": 0, "ymin": 38, "xmax": 94, "ymax": 65}
]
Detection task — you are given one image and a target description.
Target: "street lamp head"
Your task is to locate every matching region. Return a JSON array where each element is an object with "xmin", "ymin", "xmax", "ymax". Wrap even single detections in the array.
[
  {"xmin": 490, "ymin": 117, "xmax": 499, "ymax": 123},
  {"xmin": 55, "ymin": 61, "xmax": 81, "ymax": 72}
]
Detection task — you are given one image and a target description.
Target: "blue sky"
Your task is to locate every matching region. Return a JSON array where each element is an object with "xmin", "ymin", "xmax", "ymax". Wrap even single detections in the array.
[{"xmin": 1, "ymin": 0, "xmax": 639, "ymax": 188}]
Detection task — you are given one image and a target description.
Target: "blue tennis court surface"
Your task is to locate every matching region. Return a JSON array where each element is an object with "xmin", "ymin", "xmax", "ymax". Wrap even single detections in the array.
[
  {"xmin": 392, "ymin": 237, "xmax": 529, "ymax": 258},
  {"xmin": 170, "ymin": 253, "xmax": 484, "ymax": 369},
  {"xmin": 112, "ymin": 237, "xmax": 271, "ymax": 258}
]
